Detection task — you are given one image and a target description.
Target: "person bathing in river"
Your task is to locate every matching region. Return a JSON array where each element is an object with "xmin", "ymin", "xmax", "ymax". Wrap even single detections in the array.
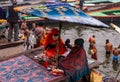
[
  {"xmin": 90, "ymin": 45, "xmax": 98, "ymax": 60},
  {"xmin": 59, "ymin": 38, "xmax": 90, "ymax": 82},
  {"xmin": 88, "ymin": 35, "xmax": 96, "ymax": 50},
  {"xmin": 112, "ymin": 47, "xmax": 120, "ymax": 63},
  {"xmin": 44, "ymin": 28, "xmax": 67, "ymax": 59},
  {"xmin": 105, "ymin": 39, "xmax": 113, "ymax": 58}
]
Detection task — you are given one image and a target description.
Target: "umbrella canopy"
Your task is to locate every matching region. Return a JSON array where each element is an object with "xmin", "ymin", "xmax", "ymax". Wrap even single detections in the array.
[{"xmin": 17, "ymin": 2, "xmax": 109, "ymax": 28}]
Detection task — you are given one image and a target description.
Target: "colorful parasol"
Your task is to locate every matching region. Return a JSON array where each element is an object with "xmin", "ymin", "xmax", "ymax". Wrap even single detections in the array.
[{"xmin": 16, "ymin": 2, "xmax": 109, "ymax": 28}]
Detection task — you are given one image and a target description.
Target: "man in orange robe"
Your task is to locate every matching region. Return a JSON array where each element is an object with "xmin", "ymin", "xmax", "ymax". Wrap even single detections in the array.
[{"xmin": 44, "ymin": 28, "xmax": 67, "ymax": 58}]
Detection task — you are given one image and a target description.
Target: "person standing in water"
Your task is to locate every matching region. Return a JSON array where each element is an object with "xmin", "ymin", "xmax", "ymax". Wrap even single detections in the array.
[
  {"xmin": 88, "ymin": 35, "xmax": 96, "ymax": 50},
  {"xmin": 112, "ymin": 47, "xmax": 119, "ymax": 63},
  {"xmin": 104, "ymin": 39, "xmax": 113, "ymax": 58}
]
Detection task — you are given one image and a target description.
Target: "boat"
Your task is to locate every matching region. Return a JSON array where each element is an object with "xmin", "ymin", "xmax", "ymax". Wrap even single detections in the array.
[
  {"xmin": 85, "ymin": 0, "xmax": 120, "ymax": 4},
  {"xmin": 22, "ymin": 15, "xmax": 45, "ymax": 22},
  {"xmin": 86, "ymin": 2, "xmax": 120, "ymax": 23}
]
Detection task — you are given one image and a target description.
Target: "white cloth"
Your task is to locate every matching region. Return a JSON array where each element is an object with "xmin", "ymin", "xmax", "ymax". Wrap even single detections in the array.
[{"xmin": 23, "ymin": 31, "xmax": 36, "ymax": 51}]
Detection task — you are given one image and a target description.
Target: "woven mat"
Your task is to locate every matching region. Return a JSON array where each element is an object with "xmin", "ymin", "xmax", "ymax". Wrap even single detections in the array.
[{"xmin": 0, "ymin": 55, "xmax": 62, "ymax": 82}]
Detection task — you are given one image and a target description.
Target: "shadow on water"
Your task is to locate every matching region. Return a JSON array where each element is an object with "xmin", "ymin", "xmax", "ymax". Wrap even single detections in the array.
[{"xmin": 112, "ymin": 61, "xmax": 119, "ymax": 71}]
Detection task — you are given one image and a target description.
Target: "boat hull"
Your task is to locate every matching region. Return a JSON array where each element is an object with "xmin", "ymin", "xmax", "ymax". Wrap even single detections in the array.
[{"xmin": 93, "ymin": 16, "xmax": 120, "ymax": 23}]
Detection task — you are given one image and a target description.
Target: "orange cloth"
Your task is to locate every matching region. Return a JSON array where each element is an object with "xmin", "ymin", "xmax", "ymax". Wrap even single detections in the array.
[
  {"xmin": 40, "ymin": 31, "xmax": 47, "ymax": 45},
  {"xmin": 44, "ymin": 28, "xmax": 67, "ymax": 58},
  {"xmin": 34, "ymin": 26, "xmax": 44, "ymax": 47},
  {"xmin": 89, "ymin": 36, "xmax": 96, "ymax": 45},
  {"xmin": 91, "ymin": 45, "xmax": 97, "ymax": 60}
]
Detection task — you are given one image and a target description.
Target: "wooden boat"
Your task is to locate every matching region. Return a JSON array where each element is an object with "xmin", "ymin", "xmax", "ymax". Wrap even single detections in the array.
[
  {"xmin": 86, "ymin": 2, "xmax": 120, "ymax": 23},
  {"xmin": 85, "ymin": 0, "xmax": 120, "ymax": 4},
  {"xmin": 22, "ymin": 15, "xmax": 45, "ymax": 22}
]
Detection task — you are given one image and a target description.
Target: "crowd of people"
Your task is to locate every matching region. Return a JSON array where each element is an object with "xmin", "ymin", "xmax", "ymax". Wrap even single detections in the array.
[
  {"xmin": 88, "ymin": 35, "xmax": 120, "ymax": 63},
  {"xmin": 6, "ymin": 11, "xmax": 90, "ymax": 82},
  {"xmin": 18, "ymin": 21, "xmax": 90, "ymax": 81},
  {"xmin": 4, "ymin": 1, "xmax": 119, "ymax": 82}
]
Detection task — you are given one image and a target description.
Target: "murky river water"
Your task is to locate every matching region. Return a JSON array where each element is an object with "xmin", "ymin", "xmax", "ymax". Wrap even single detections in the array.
[{"xmin": 59, "ymin": 23, "xmax": 120, "ymax": 79}]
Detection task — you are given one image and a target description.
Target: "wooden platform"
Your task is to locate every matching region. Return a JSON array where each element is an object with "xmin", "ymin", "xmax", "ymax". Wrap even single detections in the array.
[
  {"xmin": 0, "ymin": 40, "xmax": 24, "ymax": 49},
  {"xmin": 0, "ymin": 46, "xmax": 101, "ymax": 82}
]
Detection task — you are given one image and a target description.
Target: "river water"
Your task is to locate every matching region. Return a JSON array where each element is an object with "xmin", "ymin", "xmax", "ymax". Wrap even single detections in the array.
[{"xmin": 59, "ymin": 23, "xmax": 120, "ymax": 79}]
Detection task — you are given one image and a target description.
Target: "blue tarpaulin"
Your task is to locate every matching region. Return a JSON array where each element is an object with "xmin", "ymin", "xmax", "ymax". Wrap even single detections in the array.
[{"xmin": 19, "ymin": 2, "xmax": 109, "ymax": 28}]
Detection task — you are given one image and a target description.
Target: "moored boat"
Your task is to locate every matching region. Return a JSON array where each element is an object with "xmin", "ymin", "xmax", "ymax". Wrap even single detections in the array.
[{"xmin": 86, "ymin": 2, "xmax": 120, "ymax": 23}]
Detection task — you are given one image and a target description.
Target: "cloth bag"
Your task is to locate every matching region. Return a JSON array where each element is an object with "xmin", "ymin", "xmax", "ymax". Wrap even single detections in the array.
[{"xmin": 90, "ymin": 70, "xmax": 103, "ymax": 82}]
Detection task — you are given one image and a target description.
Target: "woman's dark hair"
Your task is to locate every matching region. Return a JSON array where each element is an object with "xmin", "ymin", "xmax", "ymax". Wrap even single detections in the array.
[
  {"xmin": 74, "ymin": 38, "xmax": 84, "ymax": 47},
  {"xmin": 65, "ymin": 39, "xmax": 70, "ymax": 44},
  {"xmin": 12, "ymin": 1, "xmax": 17, "ymax": 5},
  {"xmin": 27, "ymin": 22, "xmax": 33, "ymax": 30},
  {"xmin": 37, "ymin": 22, "xmax": 43, "ymax": 26},
  {"xmin": 106, "ymin": 39, "xmax": 109, "ymax": 44}
]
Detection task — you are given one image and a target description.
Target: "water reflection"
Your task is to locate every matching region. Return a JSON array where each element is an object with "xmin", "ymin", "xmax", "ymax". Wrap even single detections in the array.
[
  {"xmin": 112, "ymin": 61, "xmax": 119, "ymax": 71},
  {"xmin": 102, "ymin": 57, "xmax": 111, "ymax": 68}
]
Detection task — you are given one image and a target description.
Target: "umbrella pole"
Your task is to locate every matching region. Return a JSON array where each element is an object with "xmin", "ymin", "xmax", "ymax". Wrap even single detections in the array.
[
  {"xmin": 56, "ymin": 21, "xmax": 62, "ymax": 67},
  {"xmin": 115, "ymin": 68, "xmax": 120, "ymax": 81}
]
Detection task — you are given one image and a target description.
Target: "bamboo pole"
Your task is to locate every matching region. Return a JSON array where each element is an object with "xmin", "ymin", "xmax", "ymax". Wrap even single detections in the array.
[
  {"xmin": 56, "ymin": 21, "xmax": 62, "ymax": 67},
  {"xmin": 115, "ymin": 69, "xmax": 120, "ymax": 82},
  {"xmin": 110, "ymin": 23, "xmax": 120, "ymax": 34}
]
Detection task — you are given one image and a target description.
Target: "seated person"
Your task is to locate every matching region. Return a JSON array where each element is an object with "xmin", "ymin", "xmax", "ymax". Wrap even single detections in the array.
[
  {"xmin": 44, "ymin": 28, "xmax": 67, "ymax": 59},
  {"xmin": 59, "ymin": 38, "xmax": 90, "ymax": 82},
  {"xmin": 65, "ymin": 39, "xmax": 73, "ymax": 49}
]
